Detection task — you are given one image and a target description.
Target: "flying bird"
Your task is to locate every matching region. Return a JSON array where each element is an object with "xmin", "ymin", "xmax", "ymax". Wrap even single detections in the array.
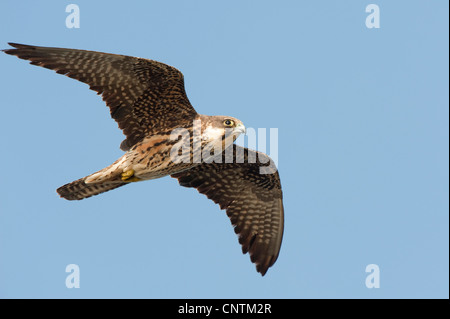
[{"xmin": 3, "ymin": 43, "xmax": 284, "ymax": 276}]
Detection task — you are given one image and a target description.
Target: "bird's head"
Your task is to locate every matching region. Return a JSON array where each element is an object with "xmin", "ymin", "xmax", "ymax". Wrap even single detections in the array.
[
  {"xmin": 201, "ymin": 115, "xmax": 245, "ymax": 142},
  {"xmin": 196, "ymin": 114, "xmax": 246, "ymax": 157}
]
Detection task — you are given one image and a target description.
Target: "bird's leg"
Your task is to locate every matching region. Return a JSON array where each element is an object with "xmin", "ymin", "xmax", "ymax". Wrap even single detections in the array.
[{"xmin": 121, "ymin": 169, "xmax": 141, "ymax": 182}]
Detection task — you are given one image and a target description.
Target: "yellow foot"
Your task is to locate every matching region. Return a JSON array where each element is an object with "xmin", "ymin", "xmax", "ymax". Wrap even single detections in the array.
[{"xmin": 121, "ymin": 169, "xmax": 141, "ymax": 182}]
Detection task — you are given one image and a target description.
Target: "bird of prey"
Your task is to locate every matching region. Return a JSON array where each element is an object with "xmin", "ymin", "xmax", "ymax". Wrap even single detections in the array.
[{"xmin": 3, "ymin": 43, "xmax": 284, "ymax": 276}]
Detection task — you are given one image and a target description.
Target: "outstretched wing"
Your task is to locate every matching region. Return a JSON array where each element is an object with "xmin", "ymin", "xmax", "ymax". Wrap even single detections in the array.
[
  {"xmin": 3, "ymin": 43, "xmax": 197, "ymax": 150},
  {"xmin": 171, "ymin": 145, "xmax": 284, "ymax": 276}
]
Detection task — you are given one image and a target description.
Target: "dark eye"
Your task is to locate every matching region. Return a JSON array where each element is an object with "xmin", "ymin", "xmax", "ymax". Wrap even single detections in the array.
[{"xmin": 223, "ymin": 119, "xmax": 234, "ymax": 127}]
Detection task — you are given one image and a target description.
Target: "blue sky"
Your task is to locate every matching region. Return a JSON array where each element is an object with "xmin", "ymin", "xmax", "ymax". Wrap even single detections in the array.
[{"xmin": 0, "ymin": 1, "xmax": 448, "ymax": 298}]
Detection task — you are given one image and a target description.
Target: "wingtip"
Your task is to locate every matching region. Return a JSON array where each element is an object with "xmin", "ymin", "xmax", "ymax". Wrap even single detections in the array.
[
  {"xmin": 7, "ymin": 42, "xmax": 29, "ymax": 48},
  {"xmin": 2, "ymin": 42, "xmax": 26, "ymax": 55},
  {"xmin": 3, "ymin": 42, "xmax": 36, "ymax": 52},
  {"xmin": 256, "ymin": 262, "xmax": 269, "ymax": 276}
]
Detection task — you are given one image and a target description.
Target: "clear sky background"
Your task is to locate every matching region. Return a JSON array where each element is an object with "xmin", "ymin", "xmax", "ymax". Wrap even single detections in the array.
[{"xmin": 0, "ymin": 1, "xmax": 448, "ymax": 299}]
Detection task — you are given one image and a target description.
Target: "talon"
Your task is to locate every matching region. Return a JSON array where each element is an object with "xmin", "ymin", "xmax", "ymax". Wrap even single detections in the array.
[
  {"xmin": 121, "ymin": 169, "xmax": 141, "ymax": 182},
  {"xmin": 122, "ymin": 169, "xmax": 135, "ymax": 179}
]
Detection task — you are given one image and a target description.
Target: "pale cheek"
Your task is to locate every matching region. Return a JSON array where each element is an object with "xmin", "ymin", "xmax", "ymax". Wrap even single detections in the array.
[{"xmin": 203, "ymin": 127, "xmax": 224, "ymax": 141}]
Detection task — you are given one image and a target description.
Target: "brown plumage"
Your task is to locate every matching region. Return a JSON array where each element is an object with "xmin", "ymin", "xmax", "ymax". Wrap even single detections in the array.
[
  {"xmin": 172, "ymin": 145, "xmax": 284, "ymax": 276},
  {"xmin": 3, "ymin": 42, "xmax": 196, "ymax": 151},
  {"xmin": 3, "ymin": 43, "xmax": 284, "ymax": 276},
  {"xmin": 57, "ymin": 178, "xmax": 126, "ymax": 201}
]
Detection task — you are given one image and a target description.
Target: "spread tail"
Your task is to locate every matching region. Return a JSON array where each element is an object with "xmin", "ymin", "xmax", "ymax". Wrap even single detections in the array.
[{"xmin": 57, "ymin": 177, "xmax": 126, "ymax": 200}]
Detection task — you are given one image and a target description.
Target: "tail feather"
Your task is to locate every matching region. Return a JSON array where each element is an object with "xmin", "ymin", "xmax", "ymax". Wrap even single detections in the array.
[{"xmin": 57, "ymin": 177, "xmax": 126, "ymax": 200}]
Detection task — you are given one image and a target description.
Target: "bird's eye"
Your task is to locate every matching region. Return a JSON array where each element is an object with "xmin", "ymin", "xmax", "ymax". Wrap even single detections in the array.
[{"xmin": 223, "ymin": 119, "xmax": 234, "ymax": 127}]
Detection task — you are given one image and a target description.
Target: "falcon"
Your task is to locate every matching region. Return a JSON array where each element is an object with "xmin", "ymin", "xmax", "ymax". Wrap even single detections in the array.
[{"xmin": 3, "ymin": 43, "xmax": 284, "ymax": 276}]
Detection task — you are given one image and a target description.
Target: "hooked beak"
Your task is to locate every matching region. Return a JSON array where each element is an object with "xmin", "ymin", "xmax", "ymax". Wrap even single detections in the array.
[{"xmin": 234, "ymin": 123, "xmax": 246, "ymax": 135}]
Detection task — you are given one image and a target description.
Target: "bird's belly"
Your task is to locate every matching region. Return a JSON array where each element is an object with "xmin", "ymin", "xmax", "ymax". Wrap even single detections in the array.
[{"xmin": 125, "ymin": 136, "xmax": 196, "ymax": 180}]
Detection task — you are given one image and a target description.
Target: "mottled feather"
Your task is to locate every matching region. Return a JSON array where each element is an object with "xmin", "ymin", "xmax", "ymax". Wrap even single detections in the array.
[
  {"xmin": 2, "ymin": 43, "xmax": 197, "ymax": 150},
  {"xmin": 172, "ymin": 145, "xmax": 284, "ymax": 276},
  {"xmin": 57, "ymin": 178, "xmax": 126, "ymax": 200},
  {"xmin": 4, "ymin": 43, "xmax": 285, "ymax": 276}
]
